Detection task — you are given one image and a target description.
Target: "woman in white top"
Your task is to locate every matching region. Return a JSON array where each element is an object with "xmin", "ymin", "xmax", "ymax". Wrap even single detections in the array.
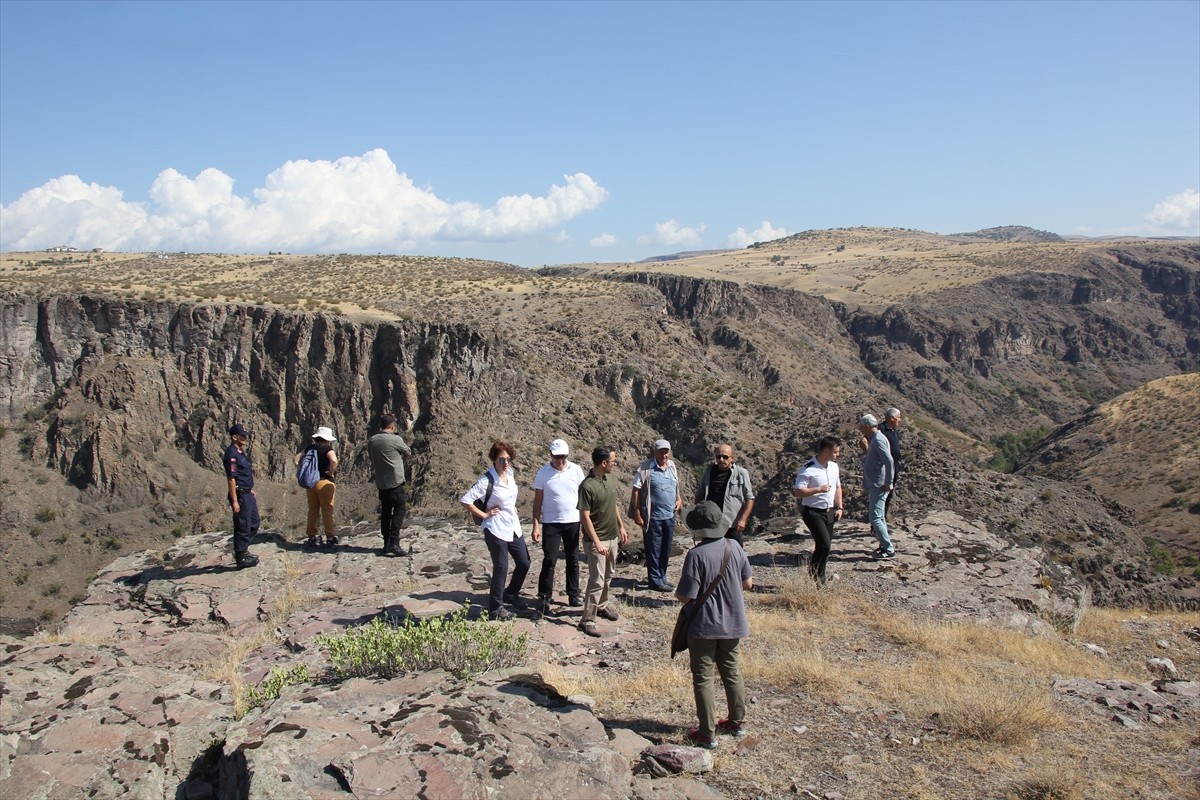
[
  {"xmin": 461, "ymin": 440, "xmax": 530, "ymax": 620},
  {"xmin": 794, "ymin": 436, "xmax": 844, "ymax": 584}
]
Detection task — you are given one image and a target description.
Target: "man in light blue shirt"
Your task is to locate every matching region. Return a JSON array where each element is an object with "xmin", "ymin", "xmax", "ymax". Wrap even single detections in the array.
[
  {"xmin": 859, "ymin": 414, "xmax": 895, "ymax": 559},
  {"xmin": 632, "ymin": 438, "xmax": 682, "ymax": 591}
]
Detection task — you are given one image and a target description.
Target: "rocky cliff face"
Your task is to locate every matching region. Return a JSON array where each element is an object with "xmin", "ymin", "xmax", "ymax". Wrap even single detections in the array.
[{"xmin": 833, "ymin": 245, "xmax": 1200, "ymax": 436}]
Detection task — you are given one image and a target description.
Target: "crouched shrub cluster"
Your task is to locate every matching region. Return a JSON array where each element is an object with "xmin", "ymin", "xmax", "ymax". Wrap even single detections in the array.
[{"xmin": 315, "ymin": 605, "xmax": 528, "ymax": 680}]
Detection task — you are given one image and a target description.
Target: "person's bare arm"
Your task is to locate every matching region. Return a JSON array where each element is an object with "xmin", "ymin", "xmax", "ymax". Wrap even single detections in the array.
[
  {"xmin": 581, "ymin": 509, "xmax": 608, "ymax": 556},
  {"xmin": 735, "ymin": 498, "xmax": 754, "ymax": 532},
  {"xmin": 531, "ymin": 488, "xmax": 544, "ymax": 543},
  {"xmin": 228, "ymin": 477, "xmax": 239, "ymax": 513},
  {"xmin": 630, "ymin": 487, "xmax": 644, "ymax": 528},
  {"xmin": 834, "ymin": 484, "xmax": 844, "ymax": 521},
  {"xmin": 742, "ymin": 578, "xmax": 753, "ymax": 590}
]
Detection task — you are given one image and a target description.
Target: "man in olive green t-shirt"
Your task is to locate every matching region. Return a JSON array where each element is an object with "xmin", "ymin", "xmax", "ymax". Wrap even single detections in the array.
[{"xmin": 577, "ymin": 446, "xmax": 628, "ymax": 636}]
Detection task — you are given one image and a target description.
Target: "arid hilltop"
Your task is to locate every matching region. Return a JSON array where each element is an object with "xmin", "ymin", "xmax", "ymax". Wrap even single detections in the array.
[{"xmin": 0, "ymin": 228, "xmax": 1197, "ymax": 632}]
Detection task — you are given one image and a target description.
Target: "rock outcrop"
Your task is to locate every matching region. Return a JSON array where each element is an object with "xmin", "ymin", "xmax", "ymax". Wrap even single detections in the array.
[{"xmin": 0, "ymin": 507, "xmax": 1116, "ymax": 799}]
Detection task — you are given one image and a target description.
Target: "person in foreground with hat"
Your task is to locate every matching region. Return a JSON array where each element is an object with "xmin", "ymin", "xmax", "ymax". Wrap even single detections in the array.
[
  {"xmin": 223, "ymin": 423, "xmax": 259, "ymax": 569},
  {"xmin": 531, "ymin": 438, "xmax": 587, "ymax": 618},
  {"xmin": 631, "ymin": 438, "xmax": 682, "ymax": 592},
  {"xmin": 675, "ymin": 500, "xmax": 753, "ymax": 749},
  {"xmin": 299, "ymin": 426, "xmax": 340, "ymax": 549}
]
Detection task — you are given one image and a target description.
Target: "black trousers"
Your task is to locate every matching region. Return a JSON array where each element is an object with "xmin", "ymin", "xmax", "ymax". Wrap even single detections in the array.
[
  {"xmin": 483, "ymin": 530, "xmax": 531, "ymax": 611},
  {"xmin": 724, "ymin": 527, "xmax": 743, "ymax": 546},
  {"xmin": 801, "ymin": 505, "xmax": 835, "ymax": 581},
  {"xmin": 536, "ymin": 521, "xmax": 581, "ymax": 600},
  {"xmin": 231, "ymin": 491, "xmax": 260, "ymax": 554},
  {"xmin": 379, "ymin": 484, "xmax": 407, "ymax": 540}
]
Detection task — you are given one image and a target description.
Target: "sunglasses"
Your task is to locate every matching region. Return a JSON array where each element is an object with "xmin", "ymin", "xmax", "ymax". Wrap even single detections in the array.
[{"xmin": 496, "ymin": 457, "xmax": 512, "ymax": 464}]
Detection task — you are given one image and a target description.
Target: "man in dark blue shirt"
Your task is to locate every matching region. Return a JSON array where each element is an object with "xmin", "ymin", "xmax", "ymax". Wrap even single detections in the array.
[{"xmin": 224, "ymin": 423, "xmax": 259, "ymax": 568}]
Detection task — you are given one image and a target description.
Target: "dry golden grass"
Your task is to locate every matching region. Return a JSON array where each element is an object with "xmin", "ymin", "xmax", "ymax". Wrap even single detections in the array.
[
  {"xmin": 586, "ymin": 228, "xmax": 1137, "ymax": 306},
  {"xmin": 200, "ymin": 552, "xmax": 318, "ymax": 717}
]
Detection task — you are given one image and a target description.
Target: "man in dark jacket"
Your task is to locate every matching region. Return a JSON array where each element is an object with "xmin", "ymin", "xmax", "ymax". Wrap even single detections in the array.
[
  {"xmin": 223, "ymin": 423, "xmax": 259, "ymax": 569},
  {"xmin": 881, "ymin": 408, "xmax": 903, "ymax": 521}
]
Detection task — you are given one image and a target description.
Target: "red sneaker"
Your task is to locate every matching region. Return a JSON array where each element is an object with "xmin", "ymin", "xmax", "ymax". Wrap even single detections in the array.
[{"xmin": 685, "ymin": 727, "xmax": 718, "ymax": 749}]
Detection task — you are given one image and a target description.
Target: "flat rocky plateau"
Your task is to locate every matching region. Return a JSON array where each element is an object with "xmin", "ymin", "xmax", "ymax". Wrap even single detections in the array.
[{"xmin": 2, "ymin": 510, "xmax": 1197, "ymax": 799}]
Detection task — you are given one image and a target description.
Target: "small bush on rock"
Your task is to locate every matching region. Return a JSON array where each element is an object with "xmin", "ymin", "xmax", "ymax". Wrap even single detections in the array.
[
  {"xmin": 245, "ymin": 663, "xmax": 311, "ymax": 711},
  {"xmin": 316, "ymin": 606, "xmax": 528, "ymax": 680}
]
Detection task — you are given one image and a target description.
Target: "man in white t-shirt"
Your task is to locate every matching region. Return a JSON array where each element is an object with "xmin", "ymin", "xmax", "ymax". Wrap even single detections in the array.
[
  {"xmin": 794, "ymin": 435, "xmax": 844, "ymax": 584},
  {"xmin": 532, "ymin": 438, "xmax": 587, "ymax": 618}
]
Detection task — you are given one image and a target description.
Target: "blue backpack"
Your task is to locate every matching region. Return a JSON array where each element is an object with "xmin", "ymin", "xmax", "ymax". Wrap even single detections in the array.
[{"xmin": 297, "ymin": 447, "xmax": 320, "ymax": 489}]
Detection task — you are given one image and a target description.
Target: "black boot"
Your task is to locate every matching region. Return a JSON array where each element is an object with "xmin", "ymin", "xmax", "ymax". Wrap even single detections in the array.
[{"xmin": 235, "ymin": 550, "xmax": 259, "ymax": 569}]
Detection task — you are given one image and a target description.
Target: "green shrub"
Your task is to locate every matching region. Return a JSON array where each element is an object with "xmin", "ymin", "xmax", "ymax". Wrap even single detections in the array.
[
  {"xmin": 245, "ymin": 663, "xmax": 312, "ymax": 711},
  {"xmin": 985, "ymin": 427, "xmax": 1048, "ymax": 473},
  {"xmin": 316, "ymin": 606, "xmax": 528, "ymax": 681},
  {"xmin": 35, "ymin": 507, "xmax": 56, "ymax": 523}
]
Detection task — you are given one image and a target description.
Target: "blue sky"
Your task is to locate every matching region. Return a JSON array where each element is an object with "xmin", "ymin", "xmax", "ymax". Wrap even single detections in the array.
[{"xmin": 1, "ymin": 0, "xmax": 1197, "ymax": 266}]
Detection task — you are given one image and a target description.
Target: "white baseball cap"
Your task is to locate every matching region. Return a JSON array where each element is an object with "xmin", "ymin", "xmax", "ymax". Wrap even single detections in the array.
[
  {"xmin": 549, "ymin": 438, "xmax": 569, "ymax": 456},
  {"xmin": 654, "ymin": 439, "xmax": 671, "ymax": 451}
]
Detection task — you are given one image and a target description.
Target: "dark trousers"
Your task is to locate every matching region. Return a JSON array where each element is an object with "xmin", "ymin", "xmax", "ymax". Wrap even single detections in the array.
[
  {"xmin": 724, "ymin": 526, "xmax": 743, "ymax": 547},
  {"xmin": 231, "ymin": 491, "xmax": 260, "ymax": 554},
  {"xmin": 379, "ymin": 484, "xmax": 407, "ymax": 541},
  {"xmin": 536, "ymin": 521, "xmax": 581, "ymax": 600},
  {"xmin": 644, "ymin": 517, "xmax": 675, "ymax": 586},
  {"xmin": 484, "ymin": 530, "xmax": 531, "ymax": 611},
  {"xmin": 801, "ymin": 505, "xmax": 835, "ymax": 582}
]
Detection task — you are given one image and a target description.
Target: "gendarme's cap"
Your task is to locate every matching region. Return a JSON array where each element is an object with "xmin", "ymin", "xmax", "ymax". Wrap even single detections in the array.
[
  {"xmin": 549, "ymin": 438, "xmax": 570, "ymax": 456},
  {"xmin": 654, "ymin": 439, "xmax": 671, "ymax": 451},
  {"xmin": 859, "ymin": 414, "xmax": 878, "ymax": 428},
  {"xmin": 312, "ymin": 426, "xmax": 338, "ymax": 442},
  {"xmin": 229, "ymin": 423, "xmax": 249, "ymax": 437},
  {"xmin": 684, "ymin": 501, "xmax": 729, "ymax": 539}
]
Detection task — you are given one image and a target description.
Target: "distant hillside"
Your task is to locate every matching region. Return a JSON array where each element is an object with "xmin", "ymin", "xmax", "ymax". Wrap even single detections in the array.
[
  {"xmin": 955, "ymin": 225, "xmax": 1064, "ymax": 243},
  {"xmin": 1019, "ymin": 372, "xmax": 1200, "ymax": 563}
]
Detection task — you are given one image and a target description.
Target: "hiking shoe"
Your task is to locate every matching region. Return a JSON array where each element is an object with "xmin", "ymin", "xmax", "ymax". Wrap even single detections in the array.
[
  {"xmin": 235, "ymin": 551, "xmax": 259, "ymax": 569},
  {"xmin": 874, "ymin": 549, "xmax": 896, "ymax": 560},
  {"xmin": 503, "ymin": 593, "xmax": 529, "ymax": 609},
  {"xmin": 597, "ymin": 606, "xmax": 619, "ymax": 622},
  {"xmin": 579, "ymin": 620, "xmax": 601, "ymax": 637},
  {"xmin": 304, "ymin": 536, "xmax": 323, "ymax": 550},
  {"xmin": 324, "ymin": 536, "xmax": 340, "ymax": 548},
  {"xmin": 567, "ymin": 595, "xmax": 582, "ymax": 607},
  {"xmin": 649, "ymin": 581, "xmax": 675, "ymax": 593},
  {"xmin": 489, "ymin": 607, "xmax": 515, "ymax": 621},
  {"xmin": 685, "ymin": 727, "xmax": 718, "ymax": 749},
  {"xmin": 716, "ymin": 719, "xmax": 746, "ymax": 737}
]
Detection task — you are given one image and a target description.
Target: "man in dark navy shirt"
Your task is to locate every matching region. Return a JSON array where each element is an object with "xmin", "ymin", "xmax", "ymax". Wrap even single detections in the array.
[
  {"xmin": 881, "ymin": 408, "xmax": 903, "ymax": 521},
  {"xmin": 224, "ymin": 423, "xmax": 259, "ymax": 568}
]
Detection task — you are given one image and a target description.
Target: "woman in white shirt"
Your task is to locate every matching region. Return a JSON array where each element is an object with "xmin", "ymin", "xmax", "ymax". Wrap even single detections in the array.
[
  {"xmin": 794, "ymin": 436, "xmax": 844, "ymax": 585},
  {"xmin": 461, "ymin": 441, "xmax": 530, "ymax": 620}
]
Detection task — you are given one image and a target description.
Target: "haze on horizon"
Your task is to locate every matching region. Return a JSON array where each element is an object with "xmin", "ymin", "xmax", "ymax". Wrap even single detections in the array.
[{"xmin": 1, "ymin": 0, "xmax": 1197, "ymax": 267}]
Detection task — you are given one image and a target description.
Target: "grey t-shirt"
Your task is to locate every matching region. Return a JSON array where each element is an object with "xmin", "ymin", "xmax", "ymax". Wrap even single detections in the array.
[
  {"xmin": 677, "ymin": 538, "xmax": 752, "ymax": 639},
  {"xmin": 368, "ymin": 431, "xmax": 411, "ymax": 491}
]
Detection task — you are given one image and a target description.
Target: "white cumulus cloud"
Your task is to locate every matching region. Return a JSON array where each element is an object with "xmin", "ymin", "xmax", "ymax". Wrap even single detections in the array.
[
  {"xmin": 1144, "ymin": 188, "xmax": 1200, "ymax": 233},
  {"xmin": 0, "ymin": 149, "xmax": 609, "ymax": 252},
  {"xmin": 637, "ymin": 219, "xmax": 706, "ymax": 249},
  {"xmin": 727, "ymin": 220, "xmax": 791, "ymax": 248},
  {"xmin": 589, "ymin": 233, "xmax": 617, "ymax": 247}
]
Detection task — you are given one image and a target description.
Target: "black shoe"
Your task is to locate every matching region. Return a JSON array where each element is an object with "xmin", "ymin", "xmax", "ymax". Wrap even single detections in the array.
[
  {"xmin": 567, "ymin": 595, "xmax": 582, "ymax": 607},
  {"xmin": 235, "ymin": 551, "xmax": 259, "ymax": 569},
  {"xmin": 325, "ymin": 536, "xmax": 340, "ymax": 549},
  {"xmin": 649, "ymin": 581, "xmax": 675, "ymax": 592},
  {"xmin": 489, "ymin": 607, "xmax": 515, "ymax": 621},
  {"xmin": 503, "ymin": 593, "xmax": 528, "ymax": 609},
  {"xmin": 304, "ymin": 536, "xmax": 323, "ymax": 550},
  {"xmin": 532, "ymin": 598, "xmax": 551, "ymax": 620},
  {"xmin": 873, "ymin": 549, "xmax": 896, "ymax": 560}
]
